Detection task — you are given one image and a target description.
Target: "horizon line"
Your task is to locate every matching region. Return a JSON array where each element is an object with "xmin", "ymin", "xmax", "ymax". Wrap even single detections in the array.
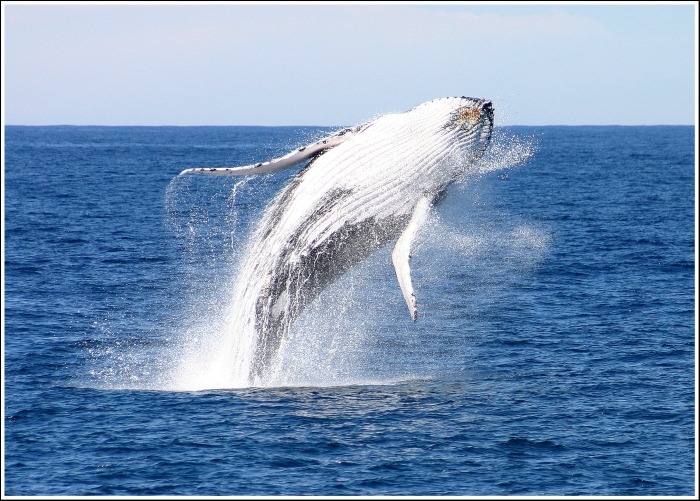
[{"xmin": 4, "ymin": 123, "xmax": 696, "ymax": 128}]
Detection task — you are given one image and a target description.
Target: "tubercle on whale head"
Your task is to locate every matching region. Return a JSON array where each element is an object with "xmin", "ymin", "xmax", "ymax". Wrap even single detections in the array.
[
  {"xmin": 454, "ymin": 100, "xmax": 492, "ymax": 125},
  {"xmin": 442, "ymin": 97, "xmax": 493, "ymax": 129}
]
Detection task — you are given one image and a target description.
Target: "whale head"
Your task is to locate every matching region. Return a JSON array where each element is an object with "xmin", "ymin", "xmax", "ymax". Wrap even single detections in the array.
[
  {"xmin": 445, "ymin": 96, "xmax": 494, "ymax": 149},
  {"xmin": 414, "ymin": 95, "xmax": 493, "ymax": 149},
  {"xmin": 403, "ymin": 96, "xmax": 494, "ymax": 185}
]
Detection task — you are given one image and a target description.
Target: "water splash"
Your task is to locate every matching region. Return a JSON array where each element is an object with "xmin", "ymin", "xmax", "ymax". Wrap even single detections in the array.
[
  {"xmin": 88, "ymin": 128, "xmax": 545, "ymax": 391},
  {"xmin": 470, "ymin": 127, "xmax": 537, "ymax": 176}
]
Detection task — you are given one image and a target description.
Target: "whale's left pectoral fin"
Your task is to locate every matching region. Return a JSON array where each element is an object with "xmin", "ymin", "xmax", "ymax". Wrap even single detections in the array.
[
  {"xmin": 179, "ymin": 126, "xmax": 359, "ymax": 177},
  {"xmin": 392, "ymin": 197, "xmax": 432, "ymax": 322}
]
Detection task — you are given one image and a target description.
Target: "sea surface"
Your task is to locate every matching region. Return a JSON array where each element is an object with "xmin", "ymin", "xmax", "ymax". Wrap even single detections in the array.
[{"xmin": 3, "ymin": 124, "xmax": 696, "ymax": 496}]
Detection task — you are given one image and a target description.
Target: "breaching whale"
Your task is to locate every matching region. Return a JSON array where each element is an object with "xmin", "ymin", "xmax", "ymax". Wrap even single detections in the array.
[{"xmin": 180, "ymin": 97, "xmax": 494, "ymax": 384}]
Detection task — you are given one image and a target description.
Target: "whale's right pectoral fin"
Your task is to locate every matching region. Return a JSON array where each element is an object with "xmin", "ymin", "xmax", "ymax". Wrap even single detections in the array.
[
  {"xmin": 179, "ymin": 126, "xmax": 360, "ymax": 177},
  {"xmin": 392, "ymin": 197, "xmax": 432, "ymax": 322}
]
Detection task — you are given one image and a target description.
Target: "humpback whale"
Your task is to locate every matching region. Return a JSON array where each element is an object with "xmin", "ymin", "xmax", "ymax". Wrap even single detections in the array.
[{"xmin": 180, "ymin": 97, "xmax": 494, "ymax": 384}]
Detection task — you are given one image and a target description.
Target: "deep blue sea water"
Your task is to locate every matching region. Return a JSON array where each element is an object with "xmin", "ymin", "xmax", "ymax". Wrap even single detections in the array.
[{"xmin": 3, "ymin": 124, "xmax": 696, "ymax": 496}]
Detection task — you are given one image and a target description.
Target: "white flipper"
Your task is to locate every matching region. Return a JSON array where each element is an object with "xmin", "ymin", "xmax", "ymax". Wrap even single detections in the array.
[
  {"xmin": 392, "ymin": 197, "xmax": 431, "ymax": 322},
  {"xmin": 179, "ymin": 127, "xmax": 359, "ymax": 176}
]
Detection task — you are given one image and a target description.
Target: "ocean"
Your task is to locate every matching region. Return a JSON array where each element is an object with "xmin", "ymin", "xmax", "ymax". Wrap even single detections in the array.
[{"xmin": 3, "ymin": 124, "xmax": 695, "ymax": 495}]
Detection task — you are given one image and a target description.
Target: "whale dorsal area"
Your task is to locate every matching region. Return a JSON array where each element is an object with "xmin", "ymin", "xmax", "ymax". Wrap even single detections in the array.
[{"xmin": 179, "ymin": 126, "xmax": 361, "ymax": 177}]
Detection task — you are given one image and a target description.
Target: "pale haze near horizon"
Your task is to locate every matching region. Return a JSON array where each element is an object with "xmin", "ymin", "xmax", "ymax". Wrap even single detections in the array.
[{"xmin": 3, "ymin": 3, "xmax": 697, "ymax": 126}]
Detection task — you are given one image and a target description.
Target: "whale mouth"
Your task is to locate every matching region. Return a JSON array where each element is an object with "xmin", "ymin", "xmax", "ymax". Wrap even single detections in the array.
[
  {"xmin": 478, "ymin": 100, "xmax": 494, "ymax": 152},
  {"xmin": 481, "ymin": 100, "xmax": 494, "ymax": 126},
  {"xmin": 480, "ymin": 100, "xmax": 494, "ymax": 138}
]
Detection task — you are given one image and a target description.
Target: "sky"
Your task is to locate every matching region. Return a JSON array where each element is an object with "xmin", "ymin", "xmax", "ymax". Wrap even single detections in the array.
[{"xmin": 2, "ymin": 2, "xmax": 697, "ymax": 126}]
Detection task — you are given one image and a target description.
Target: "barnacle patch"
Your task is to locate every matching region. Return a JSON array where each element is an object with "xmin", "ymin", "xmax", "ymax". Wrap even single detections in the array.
[{"xmin": 444, "ymin": 106, "xmax": 482, "ymax": 129}]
